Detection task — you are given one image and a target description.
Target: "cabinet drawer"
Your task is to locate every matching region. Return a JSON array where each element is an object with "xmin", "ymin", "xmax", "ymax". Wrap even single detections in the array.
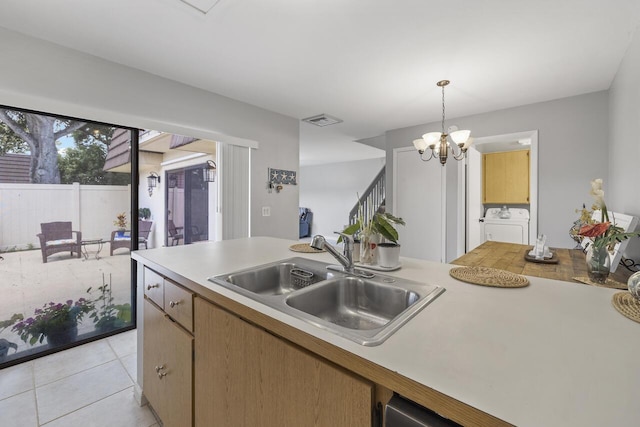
[
  {"xmin": 144, "ymin": 267, "xmax": 164, "ymax": 308},
  {"xmin": 165, "ymin": 279, "xmax": 193, "ymax": 332}
]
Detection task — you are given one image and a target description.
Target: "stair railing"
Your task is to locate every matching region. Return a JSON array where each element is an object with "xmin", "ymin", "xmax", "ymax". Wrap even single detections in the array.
[{"xmin": 348, "ymin": 166, "xmax": 385, "ymax": 228}]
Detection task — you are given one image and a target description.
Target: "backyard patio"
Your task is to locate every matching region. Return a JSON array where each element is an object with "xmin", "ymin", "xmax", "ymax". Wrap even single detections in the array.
[{"xmin": 0, "ymin": 247, "xmax": 132, "ymax": 359}]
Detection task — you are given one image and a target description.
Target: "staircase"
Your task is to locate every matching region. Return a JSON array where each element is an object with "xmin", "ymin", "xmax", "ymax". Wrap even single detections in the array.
[{"xmin": 348, "ymin": 166, "xmax": 385, "ymax": 228}]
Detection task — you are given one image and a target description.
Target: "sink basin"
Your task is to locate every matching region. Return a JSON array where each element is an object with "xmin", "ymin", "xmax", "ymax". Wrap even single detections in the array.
[
  {"xmin": 209, "ymin": 257, "xmax": 444, "ymax": 346},
  {"xmin": 214, "ymin": 257, "xmax": 331, "ymax": 296},
  {"xmin": 285, "ymin": 277, "xmax": 420, "ymax": 330}
]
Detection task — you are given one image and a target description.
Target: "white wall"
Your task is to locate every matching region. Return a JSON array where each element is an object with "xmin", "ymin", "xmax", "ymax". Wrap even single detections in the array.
[
  {"xmin": 0, "ymin": 27, "xmax": 299, "ymax": 241},
  {"xmin": 609, "ymin": 28, "xmax": 640, "ymax": 260},
  {"xmin": 385, "ymin": 91, "xmax": 610, "ymax": 250},
  {"xmin": 299, "ymin": 158, "xmax": 385, "ymax": 238}
]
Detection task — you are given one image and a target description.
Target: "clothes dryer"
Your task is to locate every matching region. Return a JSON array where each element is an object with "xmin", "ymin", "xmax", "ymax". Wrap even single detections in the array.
[{"xmin": 480, "ymin": 208, "xmax": 530, "ymax": 244}]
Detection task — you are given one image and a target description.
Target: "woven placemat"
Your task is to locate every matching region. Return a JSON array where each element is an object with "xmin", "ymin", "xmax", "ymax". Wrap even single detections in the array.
[
  {"xmin": 449, "ymin": 266, "xmax": 529, "ymax": 288},
  {"xmin": 612, "ymin": 292, "xmax": 640, "ymax": 323},
  {"xmin": 289, "ymin": 243, "xmax": 325, "ymax": 253},
  {"xmin": 572, "ymin": 276, "xmax": 627, "ymax": 290}
]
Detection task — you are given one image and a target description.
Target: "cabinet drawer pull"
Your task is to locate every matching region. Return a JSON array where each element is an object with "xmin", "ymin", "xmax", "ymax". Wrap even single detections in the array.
[
  {"xmin": 158, "ymin": 372, "xmax": 167, "ymax": 379},
  {"xmin": 169, "ymin": 300, "xmax": 181, "ymax": 308},
  {"xmin": 155, "ymin": 365, "xmax": 165, "ymax": 373},
  {"xmin": 147, "ymin": 283, "xmax": 160, "ymax": 290}
]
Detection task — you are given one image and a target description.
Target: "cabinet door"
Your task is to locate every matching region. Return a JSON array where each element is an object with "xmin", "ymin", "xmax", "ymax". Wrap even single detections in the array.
[
  {"xmin": 503, "ymin": 150, "xmax": 529, "ymax": 203},
  {"xmin": 194, "ymin": 298, "xmax": 373, "ymax": 427},
  {"xmin": 143, "ymin": 299, "xmax": 193, "ymax": 427},
  {"xmin": 483, "ymin": 150, "xmax": 529, "ymax": 204},
  {"xmin": 483, "ymin": 152, "xmax": 506, "ymax": 204}
]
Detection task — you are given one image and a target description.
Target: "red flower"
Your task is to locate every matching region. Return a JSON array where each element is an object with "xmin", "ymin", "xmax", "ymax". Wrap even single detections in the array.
[{"xmin": 578, "ymin": 222, "xmax": 610, "ymax": 238}]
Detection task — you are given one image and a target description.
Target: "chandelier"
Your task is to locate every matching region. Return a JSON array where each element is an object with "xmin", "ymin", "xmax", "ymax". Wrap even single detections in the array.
[{"xmin": 412, "ymin": 80, "xmax": 472, "ymax": 165}]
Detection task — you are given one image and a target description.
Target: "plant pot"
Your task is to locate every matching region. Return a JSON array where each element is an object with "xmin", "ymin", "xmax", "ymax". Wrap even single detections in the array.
[
  {"xmin": 116, "ymin": 230, "xmax": 125, "ymax": 238},
  {"xmin": 46, "ymin": 321, "xmax": 78, "ymax": 347},
  {"xmin": 585, "ymin": 246, "xmax": 611, "ymax": 284},
  {"xmin": 377, "ymin": 243, "xmax": 401, "ymax": 268}
]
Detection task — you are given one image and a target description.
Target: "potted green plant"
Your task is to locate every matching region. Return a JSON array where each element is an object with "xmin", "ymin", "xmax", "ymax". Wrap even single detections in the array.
[
  {"xmin": 12, "ymin": 298, "xmax": 94, "ymax": 346},
  {"xmin": 0, "ymin": 313, "xmax": 23, "ymax": 361},
  {"xmin": 139, "ymin": 207, "xmax": 151, "ymax": 221},
  {"xmin": 113, "ymin": 212, "xmax": 128, "ymax": 237},
  {"xmin": 87, "ymin": 275, "xmax": 132, "ymax": 333},
  {"xmin": 340, "ymin": 201, "xmax": 405, "ymax": 265}
]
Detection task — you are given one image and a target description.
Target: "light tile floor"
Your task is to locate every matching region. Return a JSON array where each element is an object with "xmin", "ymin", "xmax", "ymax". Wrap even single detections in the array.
[{"xmin": 0, "ymin": 329, "xmax": 158, "ymax": 427}]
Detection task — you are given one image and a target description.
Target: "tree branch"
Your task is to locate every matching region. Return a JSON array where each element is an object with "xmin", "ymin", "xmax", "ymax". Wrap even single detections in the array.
[
  {"xmin": 54, "ymin": 121, "xmax": 87, "ymax": 140},
  {"xmin": 0, "ymin": 110, "xmax": 36, "ymax": 147}
]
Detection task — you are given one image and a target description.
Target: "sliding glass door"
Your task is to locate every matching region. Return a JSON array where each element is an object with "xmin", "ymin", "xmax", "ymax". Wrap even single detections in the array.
[{"xmin": 0, "ymin": 105, "xmax": 136, "ymax": 367}]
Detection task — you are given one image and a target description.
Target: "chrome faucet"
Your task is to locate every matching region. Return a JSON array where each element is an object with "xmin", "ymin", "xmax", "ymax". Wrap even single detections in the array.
[{"xmin": 310, "ymin": 233, "xmax": 354, "ymax": 273}]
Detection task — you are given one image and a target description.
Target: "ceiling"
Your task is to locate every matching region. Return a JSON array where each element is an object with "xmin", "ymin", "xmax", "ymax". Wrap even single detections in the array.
[{"xmin": 1, "ymin": 0, "xmax": 639, "ymax": 166}]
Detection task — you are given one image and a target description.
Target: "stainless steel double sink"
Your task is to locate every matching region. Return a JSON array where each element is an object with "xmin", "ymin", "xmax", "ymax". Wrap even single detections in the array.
[{"xmin": 208, "ymin": 257, "xmax": 444, "ymax": 346}]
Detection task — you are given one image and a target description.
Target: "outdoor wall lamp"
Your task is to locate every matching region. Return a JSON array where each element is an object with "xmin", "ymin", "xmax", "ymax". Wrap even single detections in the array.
[
  {"xmin": 147, "ymin": 172, "xmax": 161, "ymax": 196},
  {"xmin": 203, "ymin": 160, "xmax": 217, "ymax": 183}
]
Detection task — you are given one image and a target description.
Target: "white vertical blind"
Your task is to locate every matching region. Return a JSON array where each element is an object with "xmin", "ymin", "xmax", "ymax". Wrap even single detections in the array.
[{"xmin": 220, "ymin": 144, "xmax": 250, "ymax": 240}]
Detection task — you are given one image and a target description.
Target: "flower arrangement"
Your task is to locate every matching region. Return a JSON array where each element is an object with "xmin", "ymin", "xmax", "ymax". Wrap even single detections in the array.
[
  {"xmin": 576, "ymin": 179, "xmax": 639, "ymax": 251},
  {"xmin": 12, "ymin": 298, "xmax": 94, "ymax": 345},
  {"xmin": 113, "ymin": 212, "xmax": 128, "ymax": 230}
]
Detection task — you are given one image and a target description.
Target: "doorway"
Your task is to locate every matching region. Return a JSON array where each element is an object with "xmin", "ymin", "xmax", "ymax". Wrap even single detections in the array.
[
  {"xmin": 461, "ymin": 130, "xmax": 539, "ymax": 252},
  {"xmin": 166, "ymin": 164, "xmax": 209, "ymax": 246}
]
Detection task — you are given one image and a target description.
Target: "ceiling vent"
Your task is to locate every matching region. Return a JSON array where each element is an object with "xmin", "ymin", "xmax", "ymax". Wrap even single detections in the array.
[
  {"xmin": 179, "ymin": 0, "xmax": 220, "ymax": 14},
  {"xmin": 301, "ymin": 114, "xmax": 343, "ymax": 127}
]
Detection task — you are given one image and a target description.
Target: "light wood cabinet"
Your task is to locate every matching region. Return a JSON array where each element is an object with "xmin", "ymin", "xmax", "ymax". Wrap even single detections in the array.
[
  {"xmin": 193, "ymin": 297, "xmax": 373, "ymax": 427},
  {"xmin": 143, "ymin": 298, "xmax": 193, "ymax": 427},
  {"xmin": 483, "ymin": 149, "xmax": 530, "ymax": 204}
]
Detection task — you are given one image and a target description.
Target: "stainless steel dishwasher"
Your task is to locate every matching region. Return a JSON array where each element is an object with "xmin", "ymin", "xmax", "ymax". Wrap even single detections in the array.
[{"xmin": 385, "ymin": 395, "xmax": 461, "ymax": 427}]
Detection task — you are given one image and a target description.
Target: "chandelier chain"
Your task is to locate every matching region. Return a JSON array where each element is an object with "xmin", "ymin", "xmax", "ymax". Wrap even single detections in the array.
[{"xmin": 441, "ymin": 84, "xmax": 446, "ymax": 134}]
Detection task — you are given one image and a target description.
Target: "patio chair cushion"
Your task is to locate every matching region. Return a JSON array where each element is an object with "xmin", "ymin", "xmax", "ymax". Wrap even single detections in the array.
[
  {"xmin": 113, "ymin": 236, "xmax": 131, "ymax": 242},
  {"xmin": 45, "ymin": 238, "xmax": 77, "ymax": 246}
]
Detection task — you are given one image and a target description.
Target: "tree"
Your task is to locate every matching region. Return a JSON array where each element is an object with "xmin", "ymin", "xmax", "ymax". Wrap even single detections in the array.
[
  {"xmin": 0, "ymin": 109, "xmax": 86, "ymax": 183},
  {"xmin": 58, "ymin": 142, "xmax": 130, "ymax": 185}
]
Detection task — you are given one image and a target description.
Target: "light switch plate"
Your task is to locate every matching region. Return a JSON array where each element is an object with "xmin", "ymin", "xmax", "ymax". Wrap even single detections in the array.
[{"xmin": 262, "ymin": 207, "xmax": 271, "ymax": 217}]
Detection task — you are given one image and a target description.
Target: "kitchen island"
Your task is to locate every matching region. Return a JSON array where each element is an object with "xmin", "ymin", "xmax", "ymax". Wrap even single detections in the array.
[{"xmin": 132, "ymin": 237, "xmax": 640, "ymax": 427}]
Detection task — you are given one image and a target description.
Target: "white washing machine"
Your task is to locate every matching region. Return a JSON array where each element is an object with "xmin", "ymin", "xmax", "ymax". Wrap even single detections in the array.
[{"xmin": 480, "ymin": 208, "xmax": 530, "ymax": 244}]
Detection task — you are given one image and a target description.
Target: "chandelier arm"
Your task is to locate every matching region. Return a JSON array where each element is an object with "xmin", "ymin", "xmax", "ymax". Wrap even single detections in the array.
[
  {"xmin": 450, "ymin": 143, "xmax": 466, "ymax": 161},
  {"xmin": 419, "ymin": 150, "xmax": 435, "ymax": 162},
  {"xmin": 452, "ymin": 150, "xmax": 466, "ymax": 161}
]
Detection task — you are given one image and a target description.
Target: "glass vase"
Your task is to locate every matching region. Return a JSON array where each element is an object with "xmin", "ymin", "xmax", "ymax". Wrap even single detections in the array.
[
  {"xmin": 360, "ymin": 233, "xmax": 379, "ymax": 265},
  {"xmin": 585, "ymin": 246, "xmax": 611, "ymax": 284}
]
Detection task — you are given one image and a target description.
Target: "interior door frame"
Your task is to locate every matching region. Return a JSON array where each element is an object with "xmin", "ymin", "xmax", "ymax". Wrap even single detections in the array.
[{"xmin": 458, "ymin": 130, "xmax": 539, "ymax": 254}]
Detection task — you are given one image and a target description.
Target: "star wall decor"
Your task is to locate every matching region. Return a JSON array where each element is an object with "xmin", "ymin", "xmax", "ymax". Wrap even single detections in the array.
[{"xmin": 268, "ymin": 168, "xmax": 297, "ymax": 185}]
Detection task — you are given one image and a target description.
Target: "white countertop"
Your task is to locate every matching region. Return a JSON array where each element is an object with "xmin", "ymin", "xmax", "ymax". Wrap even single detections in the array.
[{"xmin": 132, "ymin": 237, "xmax": 640, "ymax": 427}]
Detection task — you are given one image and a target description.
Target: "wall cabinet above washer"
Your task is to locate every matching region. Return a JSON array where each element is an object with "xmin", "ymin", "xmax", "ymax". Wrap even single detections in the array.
[{"xmin": 483, "ymin": 150, "xmax": 530, "ymax": 204}]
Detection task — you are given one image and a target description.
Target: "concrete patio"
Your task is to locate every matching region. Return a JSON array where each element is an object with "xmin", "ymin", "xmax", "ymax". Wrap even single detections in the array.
[{"xmin": 0, "ymin": 247, "xmax": 132, "ymax": 358}]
